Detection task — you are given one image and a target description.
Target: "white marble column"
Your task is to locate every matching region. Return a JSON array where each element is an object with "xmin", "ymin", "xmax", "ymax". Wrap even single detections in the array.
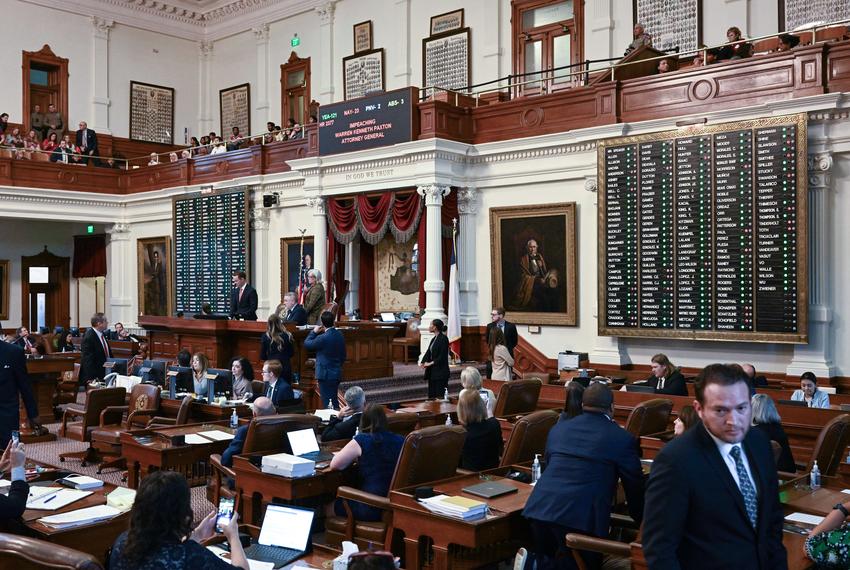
[
  {"xmin": 315, "ymin": 2, "xmax": 337, "ymax": 103},
  {"xmin": 787, "ymin": 153, "xmax": 835, "ymax": 377},
  {"xmin": 198, "ymin": 41, "xmax": 214, "ymax": 138},
  {"xmin": 308, "ymin": 197, "xmax": 328, "ymax": 295},
  {"xmin": 587, "ymin": 0, "xmax": 614, "ymax": 66},
  {"xmin": 106, "ymin": 223, "xmax": 132, "ymax": 325},
  {"xmin": 457, "ymin": 187, "xmax": 479, "ymax": 326},
  {"xmin": 346, "ymin": 240, "xmax": 360, "ymax": 312},
  {"xmin": 251, "ymin": 206, "xmax": 271, "ymax": 319},
  {"xmin": 481, "ymin": 0, "xmax": 504, "ymax": 79},
  {"xmin": 393, "ymin": 0, "xmax": 412, "ymax": 86},
  {"xmin": 253, "ymin": 24, "xmax": 271, "ymax": 130},
  {"xmin": 417, "ymin": 184, "xmax": 451, "ymax": 353},
  {"xmin": 90, "ymin": 17, "xmax": 113, "ymax": 134}
]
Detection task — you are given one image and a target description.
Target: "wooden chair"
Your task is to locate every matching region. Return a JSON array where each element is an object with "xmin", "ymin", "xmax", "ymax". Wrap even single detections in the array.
[
  {"xmin": 208, "ymin": 414, "xmax": 320, "ymax": 506},
  {"xmin": 0, "ymin": 532, "xmax": 104, "ymax": 569},
  {"xmin": 492, "ymin": 379, "xmax": 542, "ymax": 418},
  {"xmin": 145, "ymin": 395, "xmax": 192, "ymax": 428},
  {"xmin": 779, "ymin": 413, "xmax": 850, "ymax": 479},
  {"xmin": 499, "ymin": 409, "xmax": 558, "ymax": 466},
  {"xmin": 90, "ymin": 383, "xmax": 161, "ymax": 473},
  {"xmin": 391, "ymin": 318, "xmax": 420, "ymax": 363},
  {"xmin": 59, "ymin": 387, "xmax": 126, "ymax": 466},
  {"xmin": 321, "ymin": 301, "xmax": 340, "ymax": 321},
  {"xmin": 565, "ymin": 533, "xmax": 631, "ymax": 570},
  {"xmin": 326, "ymin": 425, "xmax": 467, "ymax": 551},
  {"xmin": 624, "ymin": 398, "xmax": 673, "ymax": 438},
  {"xmin": 53, "ymin": 363, "xmax": 80, "ymax": 418}
]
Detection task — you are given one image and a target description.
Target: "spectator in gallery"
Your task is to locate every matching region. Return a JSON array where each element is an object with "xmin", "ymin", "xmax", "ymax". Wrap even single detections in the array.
[
  {"xmin": 49, "ymin": 139, "xmax": 75, "ymax": 163},
  {"xmin": 716, "ymin": 26, "xmax": 752, "ymax": 60},
  {"xmin": 104, "ymin": 156, "xmax": 123, "ymax": 169},
  {"xmin": 169, "ymin": 152, "xmax": 179, "ymax": 163},
  {"xmin": 777, "ymin": 33, "xmax": 800, "ymax": 52},
  {"xmin": 226, "ymin": 126, "xmax": 243, "ymax": 151},
  {"xmin": 657, "ymin": 58, "xmax": 672, "ymax": 74},
  {"xmin": 791, "ymin": 371, "xmax": 830, "ymax": 408},
  {"xmin": 273, "ymin": 126, "xmax": 286, "ymax": 142},
  {"xmin": 4, "ymin": 128, "xmax": 23, "ymax": 148},
  {"xmin": 44, "ymin": 103, "xmax": 63, "ymax": 140},
  {"xmin": 625, "ymin": 22, "xmax": 652, "ymax": 55},
  {"xmin": 30, "ymin": 104, "xmax": 44, "ymax": 141},
  {"xmin": 211, "ymin": 137, "xmax": 227, "ymax": 155},
  {"xmin": 40, "ymin": 132, "xmax": 58, "ymax": 152},
  {"xmin": 75, "ymin": 121, "xmax": 99, "ymax": 164},
  {"xmin": 189, "ymin": 136, "xmax": 201, "ymax": 149},
  {"xmin": 0, "ymin": 112, "xmax": 8, "ymax": 135},
  {"xmin": 147, "ymin": 153, "xmax": 159, "ymax": 166},
  {"xmin": 195, "ymin": 136, "xmax": 210, "ymax": 156},
  {"xmin": 309, "ymin": 115, "xmax": 318, "ymax": 124},
  {"xmin": 180, "ymin": 149, "xmax": 191, "ymax": 159},
  {"xmin": 208, "ymin": 131, "xmax": 217, "ymax": 141},
  {"xmin": 264, "ymin": 121, "xmax": 276, "ymax": 143},
  {"xmin": 23, "ymin": 130, "xmax": 40, "ymax": 151},
  {"xmin": 286, "ymin": 118, "xmax": 303, "ymax": 139}
]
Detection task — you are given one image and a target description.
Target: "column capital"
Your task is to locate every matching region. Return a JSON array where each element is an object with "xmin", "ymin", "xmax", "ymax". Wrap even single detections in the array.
[
  {"xmin": 250, "ymin": 208, "xmax": 270, "ymax": 231},
  {"xmin": 106, "ymin": 223, "xmax": 130, "ymax": 239},
  {"xmin": 457, "ymin": 187, "xmax": 479, "ymax": 215},
  {"xmin": 315, "ymin": 1, "xmax": 337, "ymax": 25},
  {"xmin": 417, "ymin": 184, "xmax": 451, "ymax": 206},
  {"xmin": 306, "ymin": 196, "xmax": 326, "ymax": 215},
  {"xmin": 90, "ymin": 16, "xmax": 114, "ymax": 40},
  {"xmin": 252, "ymin": 23, "xmax": 270, "ymax": 42},
  {"xmin": 808, "ymin": 152, "xmax": 833, "ymax": 189},
  {"xmin": 199, "ymin": 40, "xmax": 214, "ymax": 58}
]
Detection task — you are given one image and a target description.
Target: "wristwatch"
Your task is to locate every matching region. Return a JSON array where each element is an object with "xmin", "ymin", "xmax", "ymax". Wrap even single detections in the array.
[{"xmin": 833, "ymin": 503, "xmax": 850, "ymax": 517}]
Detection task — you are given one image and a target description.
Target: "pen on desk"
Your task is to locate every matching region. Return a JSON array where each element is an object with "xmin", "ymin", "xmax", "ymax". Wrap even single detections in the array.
[{"xmin": 43, "ymin": 495, "xmax": 56, "ymax": 504}]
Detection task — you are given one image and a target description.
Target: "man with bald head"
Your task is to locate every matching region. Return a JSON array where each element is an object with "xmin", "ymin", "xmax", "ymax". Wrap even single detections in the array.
[
  {"xmin": 625, "ymin": 22, "xmax": 653, "ymax": 55},
  {"xmin": 221, "ymin": 396, "xmax": 276, "ymax": 468}
]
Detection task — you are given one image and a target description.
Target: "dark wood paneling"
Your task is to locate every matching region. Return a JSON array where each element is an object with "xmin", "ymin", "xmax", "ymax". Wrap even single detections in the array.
[
  {"xmin": 9, "ymin": 160, "xmax": 121, "ymax": 193},
  {"xmin": 418, "ymin": 99, "xmax": 474, "ymax": 143},
  {"xmin": 827, "ymin": 40, "xmax": 850, "ymax": 93},
  {"xmin": 124, "ymin": 161, "xmax": 188, "ymax": 193},
  {"xmin": 189, "ymin": 147, "xmax": 262, "ymax": 185}
]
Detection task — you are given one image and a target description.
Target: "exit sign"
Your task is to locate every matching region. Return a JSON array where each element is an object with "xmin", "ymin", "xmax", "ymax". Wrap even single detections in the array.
[{"xmin": 291, "ymin": 35, "xmax": 300, "ymax": 47}]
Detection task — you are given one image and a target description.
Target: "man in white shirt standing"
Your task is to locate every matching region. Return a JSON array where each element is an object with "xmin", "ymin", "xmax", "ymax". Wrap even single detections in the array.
[
  {"xmin": 79, "ymin": 313, "xmax": 112, "ymax": 386},
  {"xmin": 642, "ymin": 363, "xmax": 787, "ymax": 569}
]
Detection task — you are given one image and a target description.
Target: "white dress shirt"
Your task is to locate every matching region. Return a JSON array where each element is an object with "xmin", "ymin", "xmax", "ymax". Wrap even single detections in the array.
[{"xmin": 707, "ymin": 429, "xmax": 757, "ymax": 497}]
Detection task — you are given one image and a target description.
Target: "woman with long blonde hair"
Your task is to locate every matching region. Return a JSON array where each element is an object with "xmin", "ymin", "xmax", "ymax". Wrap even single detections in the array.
[{"xmin": 260, "ymin": 314, "xmax": 294, "ymax": 382}]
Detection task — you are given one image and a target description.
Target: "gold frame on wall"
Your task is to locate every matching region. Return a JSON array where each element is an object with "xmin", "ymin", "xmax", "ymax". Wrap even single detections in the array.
[
  {"xmin": 430, "ymin": 8, "xmax": 464, "ymax": 35},
  {"xmin": 0, "ymin": 260, "xmax": 8, "ymax": 321},
  {"xmin": 490, "ymin": 203, "xmax": 578, "ymax": 326},
  {"xmin": 596, "ymin": 113, "xmax": 808, "ymax": 343},
  {"xmin": 137, "ymin": 237, "xmax": 173, "ymax": 317},
  {"xmin": 353, "ymin": 20, "xmax": 373, "ymax": 53}
]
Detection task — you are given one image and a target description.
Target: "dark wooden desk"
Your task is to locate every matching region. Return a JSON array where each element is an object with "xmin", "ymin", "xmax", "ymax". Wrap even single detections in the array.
[
  {"xmin": 159, "ymin": 397, "xmax": 253, "ymax": 422},
  {"xmin": 232, "ymin": 449, "xmax": 347, "ymax": 526},
  {"xmin": 121, "ymin": 421, "xmax": 234, "ymax": 488},
  {"xmin": 390, "ymin": 468, "xmax": 533, "ymax": 570},
  {"xmin": 395, "ymin": 399, "xmax": 458, "ymax": 426}
]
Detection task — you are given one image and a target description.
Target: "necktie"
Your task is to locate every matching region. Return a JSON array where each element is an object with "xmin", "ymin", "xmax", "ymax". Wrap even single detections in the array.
[
  {"xmin": 238, "ymin": 287, "xmax": 244, "ymax": 302},
  {"xmin": 100, "ymin": 334, "xmax": 109, "ymax": 358},
  {"xmin": 266, "ymin": 384, "xmax": 272, "ymax": 398},
  {"xmin": 658, "ymin": 377, "xmax": 665, "ymax": 390},
  {"xmin": 729, "ymin": 446, "xmax": 758, "ymax": 528}
]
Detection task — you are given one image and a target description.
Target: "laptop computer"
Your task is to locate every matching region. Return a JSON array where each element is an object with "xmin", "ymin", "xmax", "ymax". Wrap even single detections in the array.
[
  {"xmin": 625, "ymin": 384, "xmax": 656, "ymax": 394},
  {"xmin": 462, "ymin": 480, "xmax": 518, "ymax": 499},
  {"xmin": 286, "ymin": 428, "xmax": 334, "ymax": 462},
  {"xmin": 242, "ymin": 504, "xmax": 315, "ymax": 568},
  {"xmin": 778, "ymin": 399, "xmax": 808, "ymax": 407},
  {"xmin": 380, "ymin": 312, "xmax": 396, "ymax": 322}
]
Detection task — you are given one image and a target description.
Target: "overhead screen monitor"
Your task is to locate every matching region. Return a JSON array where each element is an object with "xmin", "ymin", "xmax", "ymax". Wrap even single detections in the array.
[{"xmin": 597, "ymin": 113, "xmax": 807, "ymax": 344}]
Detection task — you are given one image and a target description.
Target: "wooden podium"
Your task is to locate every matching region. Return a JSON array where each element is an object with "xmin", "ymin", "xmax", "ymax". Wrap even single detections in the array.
[{"xmin": 21, "ymin": 355, "xmax": 74, "ymax": 442}]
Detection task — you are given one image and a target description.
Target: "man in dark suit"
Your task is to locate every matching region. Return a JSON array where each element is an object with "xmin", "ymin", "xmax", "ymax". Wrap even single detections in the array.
[
  {"xmin": 0, "ymin": 341, "xmax": 41, "ymax": 450},
  {"xmin": 485, "ymin": 307, "xmax": 518, "ymax": 378},
  {"xmin": 13, "ymin": 327, "xmax": 39, "ymax": 356},
  {"xmin": 642, "ymin": 363, "xmax": 787, "ymax": 570},
  {"xmin": 322, "ymin": 385, "xmax": 364, "ymax": 442},
  {"xmin": 75, "ymin": 121, "xmax": 98, "ymax": 164},
  {"xmin": 259, "ymin": 360, "xmax": 297, "ymax": 408},
  {"xmin": 279, "ymin": 292, "xmax": 308, "ymax": 326},
  {"xmin": 523, "ymin": 383, "xmax": 644, "ymax": 570},
  {"xmin": 304, "ymin": 311, "xmax": 347, "ymax": 410},
  {"xmin": 221, "ymin": 397, "xmax": 275, "ymax": 467},
  {"xmin": 79, "ymin": 313, "xmax": 112, "ymax": 385},
  {"xmin": 229, "ymin": 270, "xmax": 258, "ymax": 321}
]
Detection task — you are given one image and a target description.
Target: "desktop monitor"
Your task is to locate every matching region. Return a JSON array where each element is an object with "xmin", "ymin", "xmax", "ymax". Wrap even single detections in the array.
[
  {"xmin": 139, "ymin": 360, "xmax": 167, "ymax": 385},
  {"xmin": 625, "ymin": 384, "xmax": 656, "ymax": 394},
  {"xmin": 207, "ymin": 368, "xmax": 233, "ymax": 398},
  {"xmin": 69, "ymin": 327, "xmax": 81, "ymax": 337},
  {"xmin": 166, "ymin": 365, "xmax": 194, "ymax": 395},
  {"xmin": 103, "ymin": 358, "xmax": 129, "ymax": 376}
]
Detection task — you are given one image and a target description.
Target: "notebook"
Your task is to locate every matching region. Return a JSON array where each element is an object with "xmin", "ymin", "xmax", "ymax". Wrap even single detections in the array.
[
  {"xmin": 286, "ymin": 428, "xmax": 334, "ymax": 462},
  {"xmin": 242, "ymin": 504, "xmax": 315, "ymax": 568},
  {"xmin": 462, "ymin": 480, "xmax": 518, "ymax": 499}
]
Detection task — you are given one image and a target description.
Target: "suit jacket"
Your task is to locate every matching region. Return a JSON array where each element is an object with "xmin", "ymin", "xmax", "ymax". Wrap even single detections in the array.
[
  {"xmin": 0, "ymin": 342, "xmax": 39, "ymax": 427},
  {"xmin": 524, "ymin": 411, "xmax": 644, "ymax": 536},
  {"xmin": 642, "ymin": 423, "xmax": 787, "ymax": 570},
  {"xmin": 230, "ymin": 284, "xmax": 258, "ymax": 320},
  {"xmin": 280, "ymin": 304, "xmax": 308, "ymax": 326},
  {"xmin": 322, "ymin": 411, "xmax": 362, "ymax": 442},
  {"xmin": 485, "ymin": 321, "xmax": 518, "ymax": 377},
  {"xmin": 260, "ymin": 334, "xmax": 293, "ymax": 381},
  {"xmin": 646, "ymin": 370, "xmax": 688, "ymax": 396},
  {"xmin": 75, "ymin": 128, "xmax": 98, "ymax": 153},
  {"xmin": 79, "ymin": 328, "xmax": 112, "ymax": 383},
  {"xmin": 0, "ymin": 479, "xmax": 29, "ymax": 530},
  {"xmin": 221, "ymin": 424, "xmax": 249, "ymax": 468},
  {"xmin": 421, "ymin": 333, "xmax": 450, "ymax": 381},
  {"xmin": 304, "ymin": 328, "xmax": 347, "ymax": 381},
  {"xmin": 264, "ymin": 378, "xmax": 295, "ymax": 407},
  {"xmin": 13, "ymin": 336, "xmax": 35, "ymax": 352},
  {"xmin": 303, "ymin": 283, "xmax": 325, "ymax": 325}
]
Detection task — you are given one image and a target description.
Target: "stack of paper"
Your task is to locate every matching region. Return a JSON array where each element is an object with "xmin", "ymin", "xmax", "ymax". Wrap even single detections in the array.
[
  {"xmin": 27, "ymin": 488, "xmax": 92, "ymax": 510},
  {"xmin": 313, "ymin": 409, "xmax": 337, "ymax": 422},
  {"xmin": 198, "ymin": 430, "xmax": 235, "ymax": 441},
  {"xmin": 184, "ymin": 434, "xmax": 211, "ymax": 445},
  {"xmin": 106, "ymin": 487, "xmax": 136, "ymax": 512},
  {"xmin": 420, "ymin": 495, "xmax": 487, "ymax": 521},
  {"xmin": 39, "ymin": 505, "xmax": 122, "ymax": 529},
  {"xmin": 261, "ymin": 453, "xmax": 315, "ymax": 478},
  {"xmin": 58, "ymin": 474, "xmax": 104, "ymax": 490}
]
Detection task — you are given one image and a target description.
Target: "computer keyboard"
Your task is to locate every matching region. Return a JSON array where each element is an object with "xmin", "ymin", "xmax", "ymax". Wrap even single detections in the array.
[{"xmin": 244, "ymin": 544, "xmax": 303, "ymax": 567}]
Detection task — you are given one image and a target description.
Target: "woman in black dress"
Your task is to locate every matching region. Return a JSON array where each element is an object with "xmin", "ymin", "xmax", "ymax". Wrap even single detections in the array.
[
  {"xmin": 260, "ymin": 314, "xmax": 294, "ymax": 382},
  {"xmin": 457, "ymin": 390, "xmax": 503, "ymax": 471},
  {"xmin": 751, "ymin": 393, "xmax": 795, "ymax": 472},
  {"xmin": 420, "ymin": 319, "xmax": 450, "ymax": 399}
]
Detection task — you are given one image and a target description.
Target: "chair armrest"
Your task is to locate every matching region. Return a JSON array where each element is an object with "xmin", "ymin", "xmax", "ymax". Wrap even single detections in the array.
[
  {"xmin": 610, "ymin": 513, "xmax": 639, "ymax": 530},
  {"xmin": 456, "ymin": 468, "xmax": 476, "ymax": 476},
  {"xmin": 336, "ymin": 486, "xmax": 391, "ymax": 510},
  {"xmin": 210, "ymin": 454, "xmax": 236, "ymax": 480},
  {"xmin": 565, "ymin": 533, "xmax": 630, "ymax": 558},
  {"xmin": 778, "ymin": 470, "xmax": 799, "ymax": 480},
  {"xmin": 126, "ymin": 409, "xmax": 157, "ymax": 428},
  {"xmin": 61, "ymin": 406, "xmax": 85, "ymax": 436},
  {"xmin": 100, "ymin": 405, "xmax": 129, "ymax": 426},
  {"xmin": 146, "ymin": 416, "xmax": 176, "ymax": 428}
]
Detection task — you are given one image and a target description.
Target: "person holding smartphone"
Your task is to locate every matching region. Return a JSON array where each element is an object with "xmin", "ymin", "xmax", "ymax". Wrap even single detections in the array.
[
  {"xmin": 0, "ymin": 439, "xmax": 28, "ymax": 529},
  {"xmin": 109, "ymin": 471, "xmax": 248, "ymax": 569}
]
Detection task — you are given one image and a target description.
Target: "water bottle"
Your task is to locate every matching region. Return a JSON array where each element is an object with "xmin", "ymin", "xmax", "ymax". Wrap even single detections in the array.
[
  {"xmin": 230, "ymin": 408, "xmax": 239, "ymax": 429},
  {"xmin": 327, "ymin": 399, "xmax": 334, "ymax": 410},
  {"xmin": 810, "ymin": 460, "xmax": 821, "ymax": 490},
  {"xmin": 531, "ymin": 454, "xmax": 541, "ymax": 484},
  {"xmin": 443, "ymin": 388, "xmax": 449, "ymax": 402},
  {"xmin": 445, "ymin": 414, "xmax": 452, "ymax": 426}
]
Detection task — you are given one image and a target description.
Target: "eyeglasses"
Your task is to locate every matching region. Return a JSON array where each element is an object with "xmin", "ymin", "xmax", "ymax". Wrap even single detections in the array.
[{"xmin": 262, "ymin": 370, "xmax": 272, "ymax": 375}]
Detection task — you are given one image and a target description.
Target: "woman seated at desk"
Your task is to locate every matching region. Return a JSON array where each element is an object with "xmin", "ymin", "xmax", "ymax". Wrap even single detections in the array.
[
  {"xmin": 750, "ymin": 394, "xmax": 795, "ymax": 472},
  {"xmin": 328, "ymin": 404, "xmax": 404, "ymax": 521},
  {"xmin": 56, "ymin": 331, "xmax": 76, "ymax": 353},
  {"xmin": 109, "ymin": 470, "xmax": 248, "ymax": 569},
  {"xmin": 191, "ymin": 352, "xmax": 210, "ymax": 395},
  {"xmin": 791, "ymin": 371, "xmax": 830, "ymax": 409},
  {"xmin": 457, "ymin": 390, "xmax": 502, "ymax": 471},
  {"xmin": 230, "ymin": 356, "xmax": 254, "ymax": 400}
]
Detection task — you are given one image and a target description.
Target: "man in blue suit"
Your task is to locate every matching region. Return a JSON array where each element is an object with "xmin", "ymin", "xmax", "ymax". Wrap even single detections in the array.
[
  {"xmin": 221, "ymin": 397, "xmax": 276, "ymax": 468},
  {"xmin": 523, "ymin": 383, "xmax": 644, "ymax": 570},
  {"xmin": 304, "ymin": 311, "xmax": 346, "ymax": 410}
]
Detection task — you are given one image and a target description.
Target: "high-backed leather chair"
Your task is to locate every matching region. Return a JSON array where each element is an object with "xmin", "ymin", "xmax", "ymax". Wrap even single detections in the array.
[
  {"xmin": 59, "ymin": 387, "xmax": 126, "ymax": 465},
  {"xmin": 391, "ymin": 318, "xmax": 420, "ymax": 363},
  {"xmin": 499, "ymin": 409, "xmax": 558, "ymax": 466},
  {"xmin": 624, "ymin": 398, "xmax": 673, "ymax": 438},
  {"xmin": 146, "ymin": 395, "xmax": 192, "ymax": 428},
  {"xmin": 321, "ymin": 301, "xmax": 340, "ymax": 321},
  {"xmin": 208, "ymin": 414, "xmax": 321, "ymax": 505},
  {"xmin": 0, "ymin": 532, "xmax": 104, "ymax": 569},
  {"xmin": 779, "ymin": 413, "xmax": 850, "ymax": 478},
  {"xmin": 492, "ymin": 379, "xmax": 542, "ymax": 418},
  {"xmin": 53, "ymin": 363, "xmax": 80, "ymax": 416},
  {"xmin": 90, "ymin": 383, "xmax": 161, "ymax": 473},
  {"xmin": 385, "ymin": 413, "xmax": 420, "ymax": 438},
  {"xmin": 326, "ymin": 425, "xmax": 467, "ymax": 551}
]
